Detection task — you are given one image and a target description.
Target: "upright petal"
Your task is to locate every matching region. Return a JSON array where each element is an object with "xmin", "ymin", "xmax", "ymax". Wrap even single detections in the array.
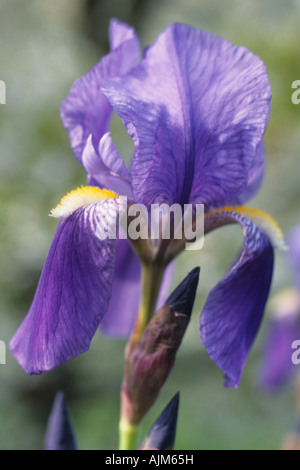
[
  {"xmin": 60, "ymin": 19, "xmax": 140, "ymax": 163},
  {"xmin": 82, "ymin": 133, "xmax": 133, "ymax": 197},
  {"xmin": 103, "ymin": 23, "xmax": 271, "ymax": 208},
  {"xmin": 200, "ymin": 208, "xmax": 279, "ymax": 387},
  {"xmin": 10, "ymin": 195, "xmax": 124, "ymax": 374},
  {"xmin": 232, "ymin": 141, "xmax": 265, "ymax": 205},
  {"xmin": 109, "ymin": 16, "xmax": 138, "ymax": 50}
]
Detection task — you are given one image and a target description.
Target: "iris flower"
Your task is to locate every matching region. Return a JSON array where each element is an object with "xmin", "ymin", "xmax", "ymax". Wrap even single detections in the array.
[{"xmin": 10, "ymin": 19, "xmax": 284, "ymax": 388}]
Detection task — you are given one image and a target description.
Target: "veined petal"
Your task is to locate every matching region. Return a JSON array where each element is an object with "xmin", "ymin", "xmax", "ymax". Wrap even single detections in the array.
[
  {"xmin": 232, "ymin": 141, "xmax": 265, "ymax": 205},
  {"xmin": 103, "ymin": 23, "xmax": 271, "ymax": 208},
  {"xmin": 204, "ymin": 205, "xmax": 286, "ymax": 251},
  {"xmin": 10, "ymin": 191, "xmax": 125, "ymax": 374},
  {"xmin": 200, "ymin": 207, "xmax": 277, "ymax": 387},
  {"xmin": 60, "ymin": 18, "xmax": 140, "ymax": 163},
  {"xmin": 100, "ymin": 237, "xmax": 141, "ymax": 337}
]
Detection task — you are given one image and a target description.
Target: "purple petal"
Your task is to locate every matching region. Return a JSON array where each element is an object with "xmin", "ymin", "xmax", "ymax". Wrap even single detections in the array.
[
  {"xmin": 109, "ymin": 17, "xmax": 138, "ymax": 50},
  {"xmin": 233, "ymin": 141, "xmax": 265, "ymax": 205},
  {"xmin": 82, "ymin": 133, "xmax": 133, "ymax": 197},
  {"xmin": 10, "ymin": 200, "xmax": 120, "ymax": 374},
  {"xmin": 103, "ymin": 23, "xmax": 271, "ymax": 208},
  {"xmin": 100, "ymin": 240, "xmax": 175, "ymax": 337},
  {"xmin": 60, "ymin": 19, "xmax": 140, "ymax": 163},
  {"xmin": 257, "ymin": 289, "xmax": 300, "ymax": 391},
  {"xmin": 155, "ymin": 260, "xmax": 176, "ymax": 311},
  {"xmin": 200, "ymin": 209, "xmax": 274, "ymax": 388},
  {"xmin": 287, "ymin": 224, "xmax": 300, "ymax": 289},
  {"xmin": 100, "ymin": 238, "xmax": 141, "ymax": 337}
]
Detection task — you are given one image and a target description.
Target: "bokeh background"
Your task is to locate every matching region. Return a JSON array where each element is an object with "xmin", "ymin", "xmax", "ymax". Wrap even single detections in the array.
[{"xmin": 1, "ymin": 0, "xmax": 300, "ymax": 450}]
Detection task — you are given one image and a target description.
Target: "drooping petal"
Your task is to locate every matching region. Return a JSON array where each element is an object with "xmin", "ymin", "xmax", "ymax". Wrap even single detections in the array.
[
  {"xmin": 200, "ymin": 207, "xmax": 280, "ymax": 388},
  {"xmin": 100, "ymin": 237, "xmax": 141, "ymax": 337},
  {"xmin": 257, "ymin": 289, "xmax": 300, "ymax": 391},
  {"xmin": 82, "ymin": 133, "xmax": 133, "ymax": 197},
  {"xmin": 10, "ymin": 195, "xmax": 124, "ymax": 374},
  {"xmin": 60, "ymin": 18, "xmax": 140, "ymax": 163},
  {"xmin": 103, "ymin": 23, "xmax": 271, "ymax": 208}
]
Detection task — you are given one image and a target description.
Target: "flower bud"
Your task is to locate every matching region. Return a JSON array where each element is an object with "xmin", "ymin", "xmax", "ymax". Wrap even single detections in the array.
[
  {"xmin": 44, "ymin": 391, "xmax": 78, "ymax": 450},
  {"xmin": 140, "ymin": 392, "xmax": 180, "ymax": 450},
  {"xmin": 121, "ymin": 268, "xmax": 199, "ymax": 425}
]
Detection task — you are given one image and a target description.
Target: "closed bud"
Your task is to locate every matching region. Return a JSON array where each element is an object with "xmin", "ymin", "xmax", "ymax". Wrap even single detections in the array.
[
  {"xmin": 140, "ymin": 392, "xmax": 180, "ymax": 450},
  {"xmin": 121, "ymin": 268, "xmax": 200, "ymax": 425},
  {"xmin": 44, "ymin": 391, "xmax": 78, "ymax": 450}
]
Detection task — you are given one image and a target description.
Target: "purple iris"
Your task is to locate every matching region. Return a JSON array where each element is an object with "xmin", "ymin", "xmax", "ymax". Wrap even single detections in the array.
[{"xmin": 10, "ymin": 18, "xmax": 282, "ymax": 388}]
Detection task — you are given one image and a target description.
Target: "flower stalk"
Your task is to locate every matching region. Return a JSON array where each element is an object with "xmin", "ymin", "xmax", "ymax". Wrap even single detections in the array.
[
  {"xmin": 118, "ymin": 419, "xmax": 139, "ymax": 451},
  {"xmin": 118, "ymin": 268, "xmax": 199, "ymax": 450},
  {"xmin": 118, "ymin": 261, "xmax": 165, "ymax": 450},
  {"xmin": 128, "ymin": 261, "xmax": 165, "ymax": 351}
]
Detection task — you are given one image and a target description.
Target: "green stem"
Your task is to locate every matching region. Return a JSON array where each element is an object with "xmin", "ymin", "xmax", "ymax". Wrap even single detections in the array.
[
  {"xmin": 118, "ymin": 261, "xmax": 165, "ymax": 450},
  {"xmin": 119, "ymin": 419, "xmax": 138, "ymax": 451},
  {"xmin": 126, "ymin": 262, "xmax": 165, "ymax": 354},
  {"xmin": 137, "ymin": 262, "xmax": 165, "ymax": 339}
]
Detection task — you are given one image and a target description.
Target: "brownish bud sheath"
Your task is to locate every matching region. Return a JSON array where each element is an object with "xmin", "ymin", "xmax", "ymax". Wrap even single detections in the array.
[{"xmin": 121, "ymin": 305, "xmax": 190, "ymax": 425}]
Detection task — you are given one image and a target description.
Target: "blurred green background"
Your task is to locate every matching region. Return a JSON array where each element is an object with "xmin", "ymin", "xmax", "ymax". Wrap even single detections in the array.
[{"xmin": 1, "ymin": 0, "xmax": 300, "ymax": 450}]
